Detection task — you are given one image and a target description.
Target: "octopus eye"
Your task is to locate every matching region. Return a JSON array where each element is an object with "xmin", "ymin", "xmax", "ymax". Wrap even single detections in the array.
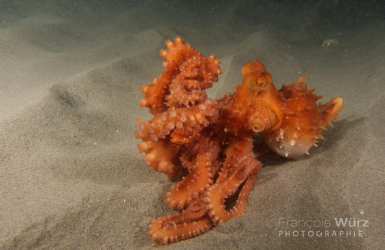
[{"xmin": 256, "ymin": 76, "xmax": 267, "ymax": 87}]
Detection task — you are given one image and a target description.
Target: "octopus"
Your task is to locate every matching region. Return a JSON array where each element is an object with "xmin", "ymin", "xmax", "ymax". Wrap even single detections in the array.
[{"xmin": 135, "ymin": 37, "xmax": 343, "ymax": 244}]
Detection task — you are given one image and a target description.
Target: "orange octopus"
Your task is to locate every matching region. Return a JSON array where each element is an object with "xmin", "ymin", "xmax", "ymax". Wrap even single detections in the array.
[{"xmin": 135, "ymin": 37, "xmax": 343, "ymax": 244}]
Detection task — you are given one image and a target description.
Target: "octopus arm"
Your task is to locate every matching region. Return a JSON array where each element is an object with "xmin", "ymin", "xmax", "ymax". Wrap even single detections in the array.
[
  {"xmin": 148, "ymin": 198, "xmax": 213, "ymax": 245},
  {"xmin": 135, "ymin": 99, "xmax": 220, "ymax": 177},
  {"xmin": 166, "ymin": 139, "xmax": 220, "ymax": 210},
  {"xmin": 135, "ymin": 119, "xmax": 180, "ymax": 177},
  {"xmin": 136, "ymin": 99, "xmax": 219, "ymax": 144},
  {"xmin": 139, "ymin": 37, "xmax": 222, "ymax": 115},
  {"xmin": 205, "ymin": 138, "xmax": 262, "ymax": 225},
  {"xmin": 318, "ymin": 96, "xmax": 344, "ymax": 126}
]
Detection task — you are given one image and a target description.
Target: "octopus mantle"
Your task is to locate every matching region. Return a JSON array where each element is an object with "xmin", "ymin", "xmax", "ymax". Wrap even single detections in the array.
[{"xmin": 135, "ymin": 37, "xmax": 343, "ymax": 244}]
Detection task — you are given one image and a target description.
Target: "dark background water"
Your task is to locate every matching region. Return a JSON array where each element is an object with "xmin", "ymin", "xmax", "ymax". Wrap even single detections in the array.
[{"xmin": 1, "ymin": 0, "xmax": 384, "ymax": 36}]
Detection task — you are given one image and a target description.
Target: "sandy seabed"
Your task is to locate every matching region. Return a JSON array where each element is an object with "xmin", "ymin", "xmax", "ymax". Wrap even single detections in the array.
[{"xmin": 1, "ymin": 1, "xmax": 384, "ymax": 249}]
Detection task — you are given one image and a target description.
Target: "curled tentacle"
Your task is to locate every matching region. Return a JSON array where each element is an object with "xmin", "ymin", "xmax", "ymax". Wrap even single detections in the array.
[
  {"xmin": 139, "ymin": 36, "xmax": 222, "ymax": 115},
  {"xmin": 135, "ymin": 119, "xmax": 181, "ymax": 177},
  {"xmin": 166, "ymin": 54, "xmax": 222, "ymax": 108},
  {"xmin": 135, "ymin": 98, "xmax": 220, "ymax": 178},
  {"xmin": 136, "ymin": 99, "xmax": 219, "ymax": 144}
]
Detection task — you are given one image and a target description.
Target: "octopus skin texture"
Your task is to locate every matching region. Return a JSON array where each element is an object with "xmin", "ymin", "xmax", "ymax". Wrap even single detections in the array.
[{"xmin": 135, "ymin": 37, "xmax": 344, "ymax": 244}]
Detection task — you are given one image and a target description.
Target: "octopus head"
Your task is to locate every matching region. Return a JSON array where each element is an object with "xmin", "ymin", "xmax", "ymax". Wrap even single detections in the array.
[
  {"xmin": 241, "ymin": 59, "xmax": 282, "ymax": 134},
  {"xmin": 241, "ymin": 59, "xmax": 274, "ymax": 95}
]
